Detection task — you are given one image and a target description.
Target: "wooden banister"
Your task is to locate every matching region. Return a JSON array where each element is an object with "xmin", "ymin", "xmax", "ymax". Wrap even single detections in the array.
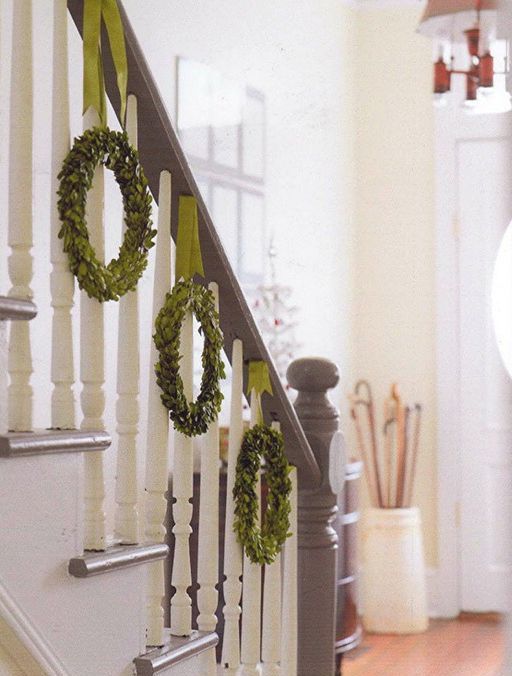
[
  {"xmin": 287, "ymin": 357, "xmax": 346, "ymax": 676},
  {"xmin": 66, "ymin": 0, "xmax": 321, "ymax": 489}
]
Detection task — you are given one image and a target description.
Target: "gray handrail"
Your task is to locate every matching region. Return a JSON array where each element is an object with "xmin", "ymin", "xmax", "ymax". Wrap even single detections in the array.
[{"xmin": 66, "ymin": 0, "xmax": 321, "ymax": 489}]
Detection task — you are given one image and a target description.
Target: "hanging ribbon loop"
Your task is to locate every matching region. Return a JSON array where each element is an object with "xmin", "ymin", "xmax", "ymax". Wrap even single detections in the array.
[
  {"xmin": 83, "ymin": 0, "xmax": 128, "ymax": 127},
  {"xmin": 247, "ymin": 361, "xmax": 273, "ymax": 397},
  {"xmin": 247, "ymin": 360, "xmax": 273, "ymax": 425},
  {"xmin": 175, "ymin": 196, "xmax": 205, "ymax": 281}
]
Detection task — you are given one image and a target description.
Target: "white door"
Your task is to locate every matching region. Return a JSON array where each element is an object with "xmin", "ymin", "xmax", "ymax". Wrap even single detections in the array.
[{"xmin": 456, "ymin": 113, "xmax": 512, "ymax": 612}]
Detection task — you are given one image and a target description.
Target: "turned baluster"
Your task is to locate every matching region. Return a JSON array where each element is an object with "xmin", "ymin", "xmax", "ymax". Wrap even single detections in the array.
[
  {"xmin": 0, "ymin": 323, "xmax": 7, "ymax": 435},
  {"xmin": 170, "ymin": 310, "xmax": 194, "ymax": 636},
  {"xmin": 197, "ymin": 282, "xmax": 220, "ymax": 632},
  {"xmin": 221, "ymin": 338, "xmax": 244, "ymax": 673},
  {"xmin": 115, "ymin": 94, "xmax": 141, "ymax": 545},
  {"xmin": 8, "ymin": 0, "xmax": 34, "ymax": 432},
  {"xmin": 281, "ymin": 467, "xmax": 298, "ymax": 676},
  {"xmin": 144, "ymin": 170, "xmax": 172, "ymax": 647},
  {"xmin": 240, "ymin": 392, "xmax": 263, "ymax": 676},
  {"xmin": 287, "ymin": 357, "xmax": 345, "ymax": 676},
  {"xmin": 261, "ymin": 421, "xmax": 283, "ymax": 676},
  {"xmin": 50, "ymin": 0, "xmax": 75, "ymax": 431},
  {"xmin": 81, "ymin": 106, "xmax": 106, "ymax": 551}
]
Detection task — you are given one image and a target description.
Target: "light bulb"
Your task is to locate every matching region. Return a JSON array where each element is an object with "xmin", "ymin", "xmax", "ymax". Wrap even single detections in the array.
[{"xmin": 433, "ymin": 93, "xmax": 448, "ymax": 108}]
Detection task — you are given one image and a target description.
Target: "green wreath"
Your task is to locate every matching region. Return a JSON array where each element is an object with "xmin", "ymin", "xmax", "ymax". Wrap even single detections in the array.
[
  {"xmin": 57, "ymin": 127, "xmax": 155, "ymax": 302},
  {"xmin": 153, "ymin": 279, "xmax": 225, "ymax": 436},
  {"xmin": 233, "ymin": 424, "xmax": 292, "ymax": 565}
]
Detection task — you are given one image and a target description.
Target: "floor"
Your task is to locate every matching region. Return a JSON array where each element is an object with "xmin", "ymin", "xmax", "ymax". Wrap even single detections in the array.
[{"xmin": 342, "ymin": 613, "xmax": 506, "ymax": 676}]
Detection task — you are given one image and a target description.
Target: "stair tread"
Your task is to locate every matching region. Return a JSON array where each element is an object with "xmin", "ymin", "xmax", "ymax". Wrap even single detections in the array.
[
  {"xmin": 0, "ymin": 296, "xmax": 37, "ymax": 321},
  {"xmin": 0, "ymin": 429, "xmax": 111, "ymax": 457},
  {"xmin": 68, "ymin": 543, "xmax": 169, "ymax": 578},
  {"xmin": 134, "ymin": 630, "xmax": 218, "ymax": 675}
]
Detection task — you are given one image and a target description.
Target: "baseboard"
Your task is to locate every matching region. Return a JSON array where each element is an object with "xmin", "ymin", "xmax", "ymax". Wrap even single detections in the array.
[
  {"xmin": 426, "ymin": 567, "xmax": 442, "ymax": 618},
  {"xmin": 0, "ymin": 577, "xmax": 70, "ymax": 676}
]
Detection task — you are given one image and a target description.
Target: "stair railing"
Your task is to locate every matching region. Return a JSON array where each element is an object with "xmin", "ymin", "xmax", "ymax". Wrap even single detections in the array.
[
  {"xmin": 1, "ymin": 1, "xmax": 344, "ymax": 673},
  {"xmin": 66, "ymin": 2, "xmax": 343, "ymax": 673}
]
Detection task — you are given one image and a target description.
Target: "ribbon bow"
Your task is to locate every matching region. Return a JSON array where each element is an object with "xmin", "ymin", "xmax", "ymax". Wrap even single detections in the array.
[
  {"xmin": 247, "ymin": 361, "xmax": 273, "ymax": 424},
  {"xmin": 83, "ymin": 0, "xmax": 128, "ymax": 127},
  {"xmin": 175, "ymin": 196, "xmax": 205, "ymax": 281}
]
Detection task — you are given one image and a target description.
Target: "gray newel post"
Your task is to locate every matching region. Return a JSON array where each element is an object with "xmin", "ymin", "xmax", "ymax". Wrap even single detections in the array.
[{"xmin": 287, "ymin": 357, "xmax": 345, "ymax": 676}]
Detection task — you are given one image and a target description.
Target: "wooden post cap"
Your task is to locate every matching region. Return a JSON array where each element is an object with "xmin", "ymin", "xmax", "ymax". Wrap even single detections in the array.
[{"xmin": 286, "ymin": 357, "xmax": 339, "ymax": 392}]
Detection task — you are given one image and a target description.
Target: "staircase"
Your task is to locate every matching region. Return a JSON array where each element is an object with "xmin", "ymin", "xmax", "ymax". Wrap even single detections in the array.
[{"xmin": 0, "ymin": 2, "xmax": 346, "ymax": 675}]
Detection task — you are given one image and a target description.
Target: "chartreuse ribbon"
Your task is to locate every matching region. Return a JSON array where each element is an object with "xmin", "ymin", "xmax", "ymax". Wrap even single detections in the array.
[
  {"xmin": 83, "ymin": 0, "xmax": 127, "ymax": 127},
  {"xmin": 247, "ymin": 361, "xmax": 273, "ymax": 424},
  {"xmin": 176, "ymin": 196, "xmax": 205, "ymax": 281}
]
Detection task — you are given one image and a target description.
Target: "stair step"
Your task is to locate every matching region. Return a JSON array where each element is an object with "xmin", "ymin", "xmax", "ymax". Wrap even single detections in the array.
[
  {"xmin": 134, "ymin": 630, "xmax": 218, "ymax": 675},
  {"xmin": 68, "ymin": 543, "xmax": 169, "ymax": 578},
  {"xmin": 0, "ymin": 296, "xmax": 37, "ymax": 321},
  {"xmin": 0, "ymin": 429, "xmax": 111, "ymax": 457}
]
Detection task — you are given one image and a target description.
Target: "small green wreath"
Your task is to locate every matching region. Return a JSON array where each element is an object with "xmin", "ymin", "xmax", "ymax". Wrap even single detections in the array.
[
  {"xmin": 57, "ymin": 127, "xmax": 155, "ymax": 302},
  {"xmin": 233, "ymin": 424, "xmax": 292, "ymax": 565},
  {"xmin": 153, "ymin": 279, "xmax": 225, "ymax": 436}
]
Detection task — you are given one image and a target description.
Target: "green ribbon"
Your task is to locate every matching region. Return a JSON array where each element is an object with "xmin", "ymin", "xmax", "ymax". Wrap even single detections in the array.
[
  {"xmin": 176, "ymin": 196, "xmax": 205, "ymax": 281},
  {"xmin": 247, "ymin": 361, "xmax": 273, "ymax": 397},
  {"xmin": 247, "ymin": 361, "xmax": 273, "ymax": 425},
  {"xmin": 83, "ymin": 0, "xmax": 128, "ymax": 127}
]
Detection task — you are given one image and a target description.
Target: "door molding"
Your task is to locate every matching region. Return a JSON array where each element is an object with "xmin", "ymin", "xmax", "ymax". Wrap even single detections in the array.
[
  {"xmin": 434, "ymin": 104, "xmax": 512, "ymax": 617},
  {"xmin": 434, "ymin": 102, "xmax": 461, "ymax": 618}
]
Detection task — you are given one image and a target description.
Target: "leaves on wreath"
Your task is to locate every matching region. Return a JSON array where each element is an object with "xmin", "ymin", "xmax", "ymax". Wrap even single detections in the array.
[
  {"xmin": 153, "ymin": 279, "xmax": 225, "ymax": 437},
  {"xmin": 57, "ymin": 126, "xmax": 155, "ymax": 302},
  {"xmin": 233, "ymin": 423, "xmax": 292, "ymax": 565}
]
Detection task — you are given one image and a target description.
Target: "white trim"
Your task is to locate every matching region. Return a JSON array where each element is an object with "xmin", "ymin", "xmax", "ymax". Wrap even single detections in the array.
[
  {"xmin": 434, "ymin": 102, "xmax": 512, "ymax": 618},
  {"xmin": 434, "ymin": 102, "xmax": 461, "ymax": 619},
  {"xmin": 0, "ymin": 578, "xmax": 70, "ymax": 676},
  {"xmin": 346, "ymin": 0, "xmax": 421, "ymax": 8},
  {"xmin": 425, "ymin": 568, "xmax": 442, "ymax": 619}
]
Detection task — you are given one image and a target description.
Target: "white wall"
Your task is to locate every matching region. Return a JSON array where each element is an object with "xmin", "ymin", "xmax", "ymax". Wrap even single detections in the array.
[
  {"xmin": 122, "ymin": 0, "xmax": 357, "ymax": 390},
  {"xmin": 0, "ymin": 1, "xmax": 356, "ymax": 528}
]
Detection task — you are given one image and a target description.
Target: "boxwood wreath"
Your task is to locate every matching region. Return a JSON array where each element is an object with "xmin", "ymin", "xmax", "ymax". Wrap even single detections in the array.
[
  {"xmin": 233, "ymin": 423, "xmax": 292, "ymax": 565},
  {"xmin": 153, "ymin": 279, "xmax": 225, "ymax": 437},
  {"xmin": 57, "ymin": 127, "xmax": 155, "ymax": 302}
]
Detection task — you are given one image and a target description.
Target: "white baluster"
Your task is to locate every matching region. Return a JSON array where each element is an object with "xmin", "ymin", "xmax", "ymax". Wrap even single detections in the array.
[
  {"xmin": 261, "ymin": 421, "xmax": 282, "ymax": 676},
  {"xmin": 241, "ymin": 391, "xmax": 263, "ymax": 676},
  {"xmin": 50, "ymin": 0, "xmax": 74, "ymax": 430},
  {"xmin": 197, "ymin": 282, "xmax": 220, "ymax": 632},
  {"xmin": 0, "ymin": 322, "xmax": 7, "ymax": 435},
  {"xmin": 115, "ymin": 95, "xmax": 140, "ymax": 545},
  {"xmin": 81, "ymin": 106, "xmax": 106, "ymax": 551},
  {"xmin": 280, "ymin": 467, "xmax": 298, "ymax": 676},
  {"xmin": 170, "ymin": 309, "xmax": 193, "ymax": 636},
  {"xmin": 144, "ymin": 170, "xmax": 172, "ymax": 647},
  {"xmin": 8, "ymin": 0, "xmax": 33, "ymax": 432},
  {"xmin": 221, "ymin": 339, "xmax": 244, "ymax": 673}
]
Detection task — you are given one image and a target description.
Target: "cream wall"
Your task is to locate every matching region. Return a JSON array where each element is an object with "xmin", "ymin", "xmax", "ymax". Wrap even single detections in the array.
[{"xmin": 352, "ymin": 4, "xmax": 438, "ymax": 566}]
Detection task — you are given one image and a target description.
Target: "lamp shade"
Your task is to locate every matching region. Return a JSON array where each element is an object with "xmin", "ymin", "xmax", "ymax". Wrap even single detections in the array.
[{"xmin": 418, "ymin": 0, "xmax": 497, "ymax": 42}]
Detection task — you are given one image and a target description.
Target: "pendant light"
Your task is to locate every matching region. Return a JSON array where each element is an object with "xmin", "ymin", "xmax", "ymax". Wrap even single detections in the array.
[{"xmin": 417, "ymin": 0, "xmax": 507, "ymax": 104}]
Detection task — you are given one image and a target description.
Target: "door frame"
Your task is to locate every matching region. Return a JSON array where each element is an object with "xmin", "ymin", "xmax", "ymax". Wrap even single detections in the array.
[{"xmin": 434, "ymin": 104, "xmax": 512, "ymax": 617}]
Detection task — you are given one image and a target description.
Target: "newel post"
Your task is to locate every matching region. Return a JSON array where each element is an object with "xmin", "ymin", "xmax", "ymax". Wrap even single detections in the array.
[{"xmin": 287, "ymin": 357, "xmax": 345, "ymax": 676}]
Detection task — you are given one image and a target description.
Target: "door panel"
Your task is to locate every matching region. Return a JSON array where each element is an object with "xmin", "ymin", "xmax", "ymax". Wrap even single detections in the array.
[{"xmin": 458, "ymin": 129, "xmax": 512, "ymax": 611}]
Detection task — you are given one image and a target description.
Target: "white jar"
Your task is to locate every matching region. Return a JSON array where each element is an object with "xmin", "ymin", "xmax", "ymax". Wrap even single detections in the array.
[{"xmin": 362, "ymin": 507, "xmax": 428, "ymax": 634}]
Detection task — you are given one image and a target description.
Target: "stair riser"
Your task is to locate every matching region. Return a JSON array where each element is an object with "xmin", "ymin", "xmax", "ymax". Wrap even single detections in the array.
[{"xmin": 0, "ymin": 454, "xmax": 147, "ymax": 675}]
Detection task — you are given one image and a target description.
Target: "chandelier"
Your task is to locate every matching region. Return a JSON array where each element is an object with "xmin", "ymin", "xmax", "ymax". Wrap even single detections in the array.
[{"xmin": 417, "ymin": 1, "xmax": 508, "ymax": 105}]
